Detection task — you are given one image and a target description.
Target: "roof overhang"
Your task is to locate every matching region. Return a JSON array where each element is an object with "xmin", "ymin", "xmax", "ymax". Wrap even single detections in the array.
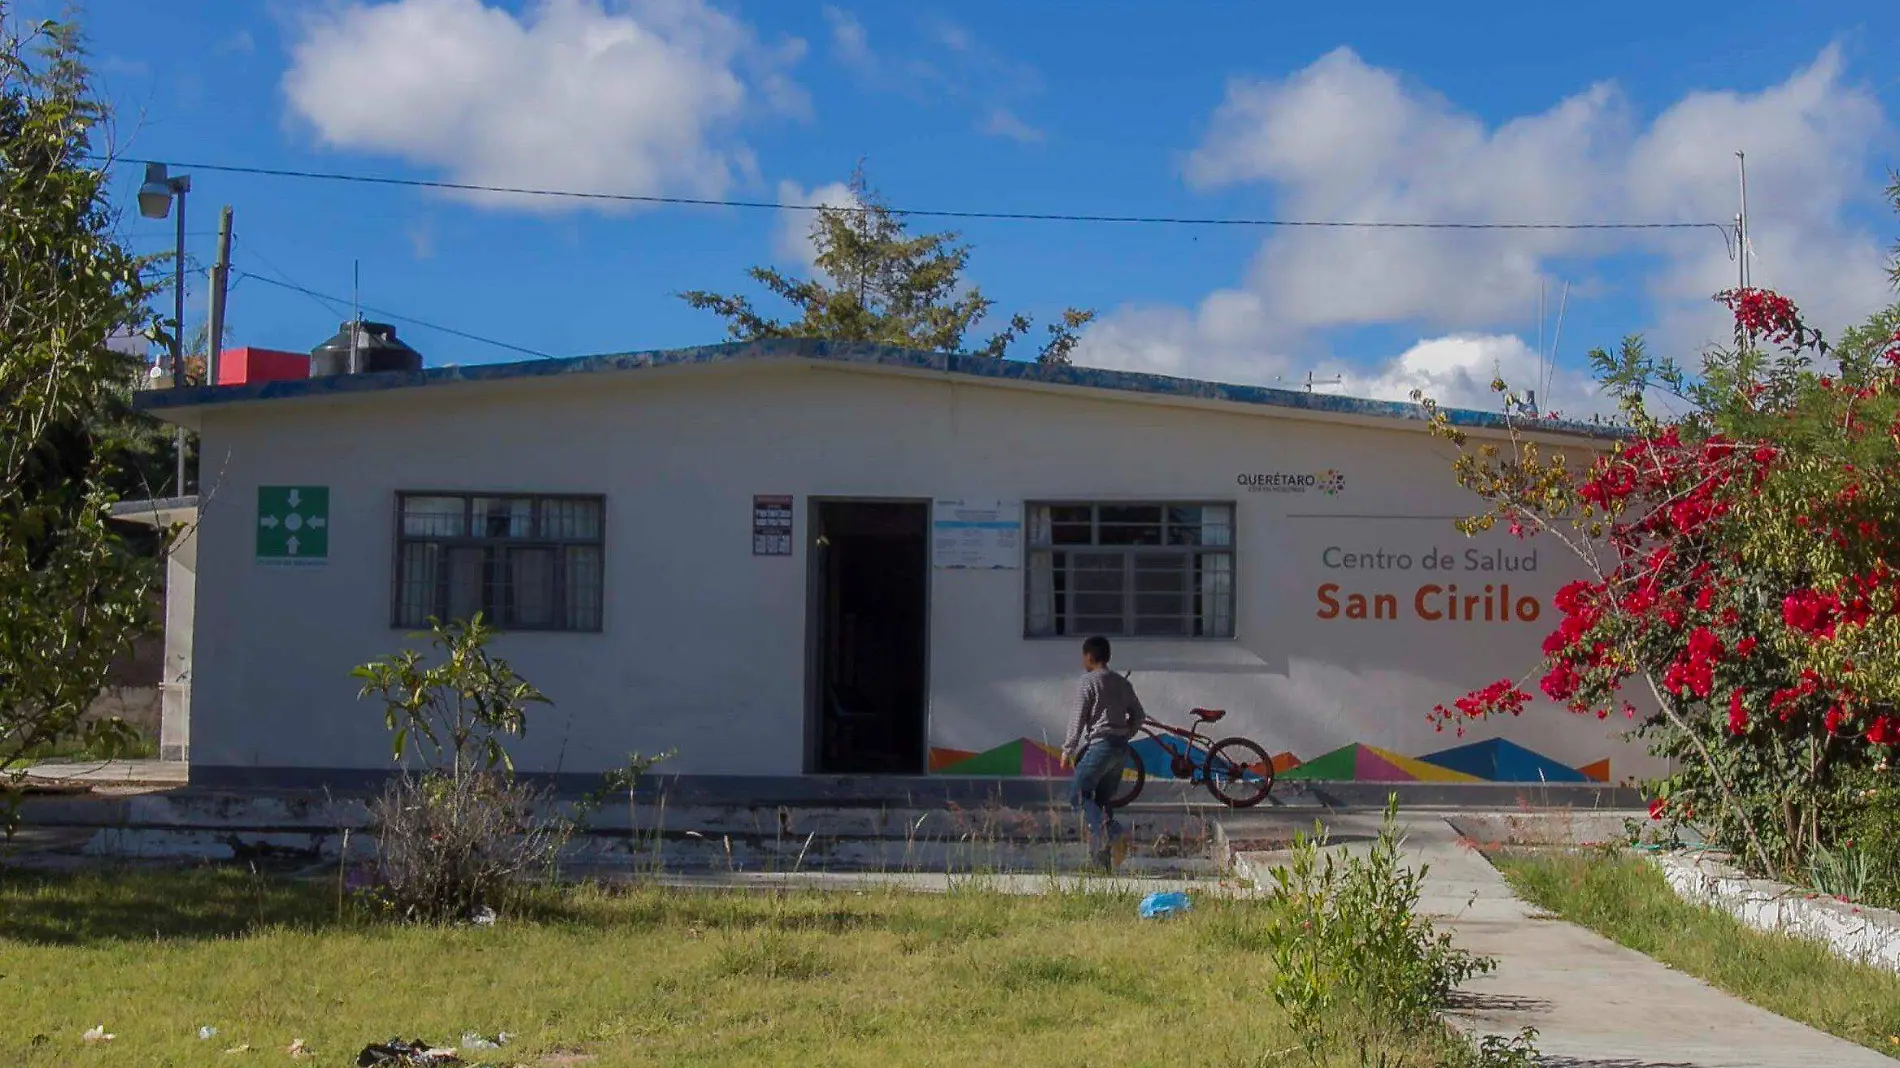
[
  {"xmin": 132, "ymin": 338, "xmax": 1624, "ymax": 445},
  {"xmin": 109, "ymin": 495, "xmax": 199, "ymax": 527}
]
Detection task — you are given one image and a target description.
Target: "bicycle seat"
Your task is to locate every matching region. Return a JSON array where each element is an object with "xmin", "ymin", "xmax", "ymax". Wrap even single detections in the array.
[{"xmin": 1190, "ymin": 708, "xmax": 1226, "ymax": 723}]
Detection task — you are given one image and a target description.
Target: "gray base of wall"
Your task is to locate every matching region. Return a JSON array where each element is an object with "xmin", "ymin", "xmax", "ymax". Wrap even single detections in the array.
[
  {"xmin": 160, "ymin": 745, "xmax": 188, "ymax": 763},
  {"xmin": 187, "ymin": 765, "xmax": 1643, "ymax": 810}
]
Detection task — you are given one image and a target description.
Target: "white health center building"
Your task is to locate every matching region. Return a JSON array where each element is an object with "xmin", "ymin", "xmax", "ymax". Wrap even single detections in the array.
[{"xmin": 134, "ymin": 339, "xmax": 1654, "ymax": 797}]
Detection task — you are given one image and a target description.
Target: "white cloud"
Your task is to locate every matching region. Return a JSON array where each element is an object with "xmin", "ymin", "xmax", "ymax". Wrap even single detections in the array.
[
  {"xmin": 981, "ymin": 108, "xmax": 1044, "ymax": 144},
  {"xmin": 822, "ymin": 5, "xmax": 872, "ymax": 72},
  {"xmin": 773, "ymin": 179, "xmax": 859, "ymax": 272},
  {"xmin": 283, "ymin": 0, "xmax": 807, "ymax": 212},
  {"xmin": 1331, "ymin": 334, "xmax": 1601, "ymax": 413},
  {"xmin": 1080, "ymin": 45, "xmax": 1893, "ymax": 413},
  {"xmin": 405, "ymin": 217, "xmax": 436, "ymax": 261},
  {"xmin": 216, "ymin": 29, "xmax": 256, "ymax": 56},
  {"xmin": 820, "ymin": 8, "xmax": 1042, "ymax": 143}
]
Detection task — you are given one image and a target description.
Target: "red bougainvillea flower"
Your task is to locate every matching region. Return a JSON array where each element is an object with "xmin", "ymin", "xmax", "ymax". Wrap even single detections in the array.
[
  {"xmin": 1719, "ymin": 287, "xmax": 1802, "ymax": 344},
  {"xmin": 1825, "ymin": 706, "xmax": 1847, "ymax": 735},
  {"xmin": 1429, "ymin": 679, "xmax": 1532, "ymax": 731},
  {"xmin": 1727, "ymin": 691, "xmax": 1748, "ymax": 736},
  {"xmin": 1869, "ymin": 717, "xmax": 1900, "ymax": 747},
  {"xmin": 1648, "ymin": 798, "xmax": 1666, "ymax": 820}
]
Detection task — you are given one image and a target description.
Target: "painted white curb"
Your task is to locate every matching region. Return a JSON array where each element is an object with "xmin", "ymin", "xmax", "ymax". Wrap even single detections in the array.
[{"xmin": 1650, "ymin": 850, "xmax": 1900, "ymax": 974}]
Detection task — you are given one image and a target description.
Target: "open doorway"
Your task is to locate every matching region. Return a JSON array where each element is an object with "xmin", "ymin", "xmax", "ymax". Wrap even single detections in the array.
[{"xmin": 808, "ymin": 500, "xmax": 929, "ymax": 774}]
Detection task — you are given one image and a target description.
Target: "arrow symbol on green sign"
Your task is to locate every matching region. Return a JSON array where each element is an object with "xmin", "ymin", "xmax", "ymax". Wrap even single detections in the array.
[
  {"xmin": 287, "ymin": 489, "xmax": 301, "ymax": 507},
  {"xmin": 286, "ymin": 535, "xmax": 300, "ymax": 556}
]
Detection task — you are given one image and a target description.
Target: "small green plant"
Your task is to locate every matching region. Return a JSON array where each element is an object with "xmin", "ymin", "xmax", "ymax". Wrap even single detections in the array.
[
  {"xmin": 352, "ymin": 615, "xmax": 564, "ymax": 922},
  {"xmin": 1806, "ymin": 840, "xmax": 1873, "ymax": 902},
  {"xmin": 1261, "ymin": 796, "xmax": 1498, "ymax": 1061},
  {"xmin": 353, "ymin": 615, "xmax": 548, "ymax": 781},
  {"xmin": 1465, "ymin": 1028, "xmax": 1539, "ymax": 1068},
  {"xmin": 573, "ymin": 749, "xmax": 675, "ymax": 825}
]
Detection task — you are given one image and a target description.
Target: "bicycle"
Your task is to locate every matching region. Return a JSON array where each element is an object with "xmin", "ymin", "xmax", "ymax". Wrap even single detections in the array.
[{"xmin": 1101, "ymin": 682, "xmax": 1274, "ymax": 808}]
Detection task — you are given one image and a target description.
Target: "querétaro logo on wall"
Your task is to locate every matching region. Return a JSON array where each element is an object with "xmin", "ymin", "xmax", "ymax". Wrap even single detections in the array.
[{"xmin": 1236, "ymin": 468, "xmax": 1345, "ymax": 496}]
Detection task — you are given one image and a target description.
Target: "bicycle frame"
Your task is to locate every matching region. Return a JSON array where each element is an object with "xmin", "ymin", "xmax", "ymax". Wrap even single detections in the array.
[{"xmin": 1133, "ymin": 717, "xmax": 1222, "ymax": 783}]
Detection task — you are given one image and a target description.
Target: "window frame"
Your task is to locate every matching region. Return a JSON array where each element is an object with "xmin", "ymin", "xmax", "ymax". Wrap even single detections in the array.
[
  {"xmin": 1022, "ymin": 499, "xmax": 1237, "ymax": 641},
  {"xmin": 390, "ymin": 490, "xmax": 607, "ymax": 634}
]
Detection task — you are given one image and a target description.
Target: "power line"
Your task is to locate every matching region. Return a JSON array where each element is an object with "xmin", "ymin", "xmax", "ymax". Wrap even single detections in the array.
[
  {"xmin": 231, "ymin": 271, "xmax": 553, "ymax": 360},
  {"xmin": 97, "ymin": 156, "xmax": 1732, "ymax": 235},
  {"xmin": 234, "ymin": 233, "xmax": 349, "ymax": 320}
]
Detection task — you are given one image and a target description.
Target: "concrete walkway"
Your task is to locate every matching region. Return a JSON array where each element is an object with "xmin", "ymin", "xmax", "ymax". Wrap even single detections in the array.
[
  {"xmin": 1238, "ymin": 816, "xmax": 1897, "ymax": 1068},
  {"xmin": 18, "ymin": 759, "xmax": 186, "ymax": 785}
]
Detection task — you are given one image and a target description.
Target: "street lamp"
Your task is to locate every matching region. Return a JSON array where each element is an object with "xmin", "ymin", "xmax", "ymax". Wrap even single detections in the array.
[{"xmin": 138, "ymin": 162, "xmax": 192, "ymax": 494}]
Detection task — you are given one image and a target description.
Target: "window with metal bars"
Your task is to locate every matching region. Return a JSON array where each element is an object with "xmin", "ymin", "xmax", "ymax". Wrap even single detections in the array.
[
  {"xmin": 1024, "ymin": 503, "xmax": 1235, "ymax": 639},
  {"xmin": 392, "ymin": 493, "xmax": 604, "ymax": 632}
]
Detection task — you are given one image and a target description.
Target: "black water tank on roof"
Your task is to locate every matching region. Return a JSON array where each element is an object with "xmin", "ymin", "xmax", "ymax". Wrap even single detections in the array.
[{"xmin": 309, "ymin": 320, "xmax": 423, "ymax": 376}]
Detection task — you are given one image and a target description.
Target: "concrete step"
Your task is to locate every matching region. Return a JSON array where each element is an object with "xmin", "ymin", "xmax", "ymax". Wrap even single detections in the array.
[{"xmin": 71, "ymin": 823, "xmax": 1222, "ymax": 876}]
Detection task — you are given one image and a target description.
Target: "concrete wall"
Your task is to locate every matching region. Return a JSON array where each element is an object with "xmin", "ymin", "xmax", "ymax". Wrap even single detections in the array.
[
  {"xmin": 187, "ymin": 362, "xmax": 1660, "ymax": 785},
  {"xmin": 160, "ymin": 526, "xmax": 196, "ymax": 761}
]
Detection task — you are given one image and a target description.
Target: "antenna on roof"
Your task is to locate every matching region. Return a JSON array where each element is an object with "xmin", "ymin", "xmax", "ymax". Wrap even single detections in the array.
[
  {"xmin": 1303, "ymin": 370, "xmax": 1342, "ymax": 393},
  {"xmin": 1544, "ymin": 279, "xmax": 1569, "ymax": 412},
  {"xmin": 349, "ymin": 260, "xmax": 361, "ymax": 375}
]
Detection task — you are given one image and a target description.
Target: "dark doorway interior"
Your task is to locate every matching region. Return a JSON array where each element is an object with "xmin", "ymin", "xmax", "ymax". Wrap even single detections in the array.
[{"xmin": 811, "ymin": 500, "xmax": 929, "ymax": 774}]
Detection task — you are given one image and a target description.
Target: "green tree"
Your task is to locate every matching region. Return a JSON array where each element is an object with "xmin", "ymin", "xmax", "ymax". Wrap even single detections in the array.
[
  {"xmin": 0, "ymin": 10, "xmax": 164, "ymax": 829},
  {"xmin": 1416, "ymin": 174, "xmax": 1900, "ymax": 881},
  {"xmin": 681, "ymin": 166, "xmax": 1095, "ymax": 364}
]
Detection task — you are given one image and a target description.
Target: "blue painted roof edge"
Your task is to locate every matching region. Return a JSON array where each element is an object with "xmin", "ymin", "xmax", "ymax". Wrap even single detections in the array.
[{"xmin": 132, "ymin": 337, "xmax": 1620, "ymax": 440}]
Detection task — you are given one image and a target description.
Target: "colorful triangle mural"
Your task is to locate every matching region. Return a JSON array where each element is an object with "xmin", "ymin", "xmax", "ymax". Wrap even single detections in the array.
[
  {"xmin": 1020, "ymin": 740, "xmax": 1066, "ymax": 778},
  {"xmin": 932, "ymin": 736, "xmax": 1603, "ymax": 785},
  {"xmin": 1278, "ymin": 744, "xmax": 1359, "ymax": 781},
  {"xmin": 1418, "ymin": 739, "xmax": 1589, "ymax": 784},
  {"xmin": 935, "ymin": 740, "xmax": 1028, "ymax": 777},
  {"xmin": 928, "ymin": 748, "xmax": 976, "ymax": 773},
  {"xmin": 1365, "ymin": 746, "xmax": 1485, "ymax": 784},
  {"xmin": 1354, "ymin": 745, "xmax": 1417, "ymax": 782}
]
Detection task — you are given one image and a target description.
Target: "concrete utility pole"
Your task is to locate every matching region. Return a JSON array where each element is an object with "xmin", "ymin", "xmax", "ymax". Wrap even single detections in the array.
[{"xmin": 206, "ymin": 206, "xmax": 233, "ymax": 388}]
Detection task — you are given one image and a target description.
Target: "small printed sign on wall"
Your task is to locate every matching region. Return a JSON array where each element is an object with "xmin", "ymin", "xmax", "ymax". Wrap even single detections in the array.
[
  {"xmin": 753, "ymin": 495, "xmax": 794, "ymax": 556},
  {"xmin": 933, "ymin": 499, "xmax": 1022, "ymax": 570},
  {"xmin": 256, "ymin": 485, "xmax": 329, "ymax": 567}
]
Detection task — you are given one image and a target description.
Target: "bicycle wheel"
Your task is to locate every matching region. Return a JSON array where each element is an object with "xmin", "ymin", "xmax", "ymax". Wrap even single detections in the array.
[
  {"xmin": 1203, "ymin": 737, "xmax": 1273, "ymax": 808},
  {"xmin": 1105, "ymin": 749, "xmax": 1146, "ymax": 809}
]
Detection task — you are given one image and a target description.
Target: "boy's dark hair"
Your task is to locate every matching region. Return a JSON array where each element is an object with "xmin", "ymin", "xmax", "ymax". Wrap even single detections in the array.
[{"xmin": 1082, "ymin": 635, "xmax": 1112, "ymax": 665}]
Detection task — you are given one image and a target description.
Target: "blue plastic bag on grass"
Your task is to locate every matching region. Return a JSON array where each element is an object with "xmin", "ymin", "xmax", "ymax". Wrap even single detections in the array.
[{"xmin": 1139, "ymin": 891, "xmax": 1191, "ymax": 919}]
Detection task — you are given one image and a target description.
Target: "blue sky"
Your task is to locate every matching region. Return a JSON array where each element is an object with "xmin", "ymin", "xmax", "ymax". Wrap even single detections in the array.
[{"xmin": 54, "ymin": 0, "xmax": 1900, "ymax": 411}]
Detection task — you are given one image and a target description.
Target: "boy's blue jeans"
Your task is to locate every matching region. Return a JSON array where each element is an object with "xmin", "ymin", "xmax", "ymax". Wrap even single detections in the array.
[{"xmin": 1070, "ymin": 739, "xmax": 1129, "ymax": 855}]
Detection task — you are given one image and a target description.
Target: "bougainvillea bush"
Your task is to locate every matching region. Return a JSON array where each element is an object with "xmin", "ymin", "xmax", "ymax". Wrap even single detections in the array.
[{"xmin": 1418, "ymin": 180, "xmax": 1900, "ymax": 887}]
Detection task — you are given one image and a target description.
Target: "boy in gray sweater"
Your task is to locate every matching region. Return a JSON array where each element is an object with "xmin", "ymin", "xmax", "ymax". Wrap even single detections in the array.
[{"xmin": 1061, "ymin": 635, "xmax": 1146, "ymax": 870}]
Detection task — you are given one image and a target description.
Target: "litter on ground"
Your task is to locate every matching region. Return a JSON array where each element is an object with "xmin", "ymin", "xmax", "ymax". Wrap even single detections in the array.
[
  {"xmin": 1139, "ymin": 891, "xmax": 1192, "ymax": 919},
  {"xmin": 356, "ymin": 1038, "xmax": 462, "ymax": 1066}
]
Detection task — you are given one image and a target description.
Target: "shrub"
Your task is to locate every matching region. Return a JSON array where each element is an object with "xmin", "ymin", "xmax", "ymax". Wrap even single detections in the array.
[
  {"xmin": 368, "ymin": 770, "xmax": 565, "ymax": 922},
  {"xmin": 1260, "ymin": 797, "xmax": 1497, "ymax": 1059},
  {"xmin": 353, "ymin": 616, "xmax": 567, "ymax": 921}
]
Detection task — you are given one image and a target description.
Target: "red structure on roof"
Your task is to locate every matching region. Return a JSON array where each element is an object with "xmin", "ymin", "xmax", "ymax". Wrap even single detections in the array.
[{"xmin": 216, "ymin": 347, "xmax": 310, "ymax": 386}]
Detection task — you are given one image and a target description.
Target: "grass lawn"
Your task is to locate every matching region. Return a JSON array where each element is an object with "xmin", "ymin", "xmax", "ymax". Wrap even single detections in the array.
[
  {"xmin": 0, "ymin": 867, "xmax": 1487, "ymax": 1068},
  {"xmin": 1495, "ymin": 849, "xmax": 1900, "ymax": 1057}
]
